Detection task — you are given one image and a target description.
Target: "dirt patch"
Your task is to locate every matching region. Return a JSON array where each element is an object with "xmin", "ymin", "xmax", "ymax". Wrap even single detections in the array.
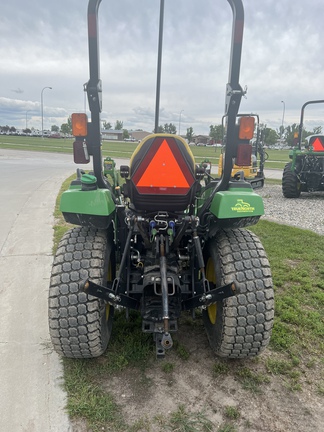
[
  {"xmin": 283, "ymin": 259, "xmax": 302, "ymax": 269},
  {"xmin": 72, "ymin": 319, "xmax": 324, "ymax": 431}
]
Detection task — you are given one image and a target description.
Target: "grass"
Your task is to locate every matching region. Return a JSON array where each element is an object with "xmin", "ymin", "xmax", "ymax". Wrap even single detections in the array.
[
  {"xmin": 166, "ymin": 405, "xmax": 214, "ymax": 432},
  {"xmin": 98, "ymin": 310, "xmax": 153, "ymax": 373},
  {"xmin": 234, "ymin": 366, "xmax": 270, "ymax": 394},
  {"xmin": 0, "ymin": 134, "xmax": 291, "ymax": 169},
  {"xmin": 64, "ymin": 360, "xmax": 125, "ymax": 431},
  {"xmin": 250, "ymin": 221, "xmax": 324, "ymax": 392},
  {"xmin": 173, "ymin": 340, "xmax": 190, "ymax": 360},
  {"xmin": 251, "ymin": 221, "xmax": 324, "ymax": 358},
  {"xmin": 63, "ymin": 310, "xmax": 154, "ymax": 431},
  {"xmin": 161, "ymin": 362, "xmax": 174, "ymax": 373},
  {"xmin": 213, "ymin": 361, "xmax": 230, "ymax": 377},
  {"xmin": 152, "ymin": 405, "xmax": 215, "ymax": 432},
  {"xmin": 224, "ymin": 406, "xmax": 240, "ymax": 420},
  {"xmin": 49, "ymin": 164, "xmax": 323, "ymax": 430}
]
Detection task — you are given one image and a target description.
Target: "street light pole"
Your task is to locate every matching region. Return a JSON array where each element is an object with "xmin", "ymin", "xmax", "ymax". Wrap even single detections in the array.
[
  {"xmin": 281, "ymin": 100, "xmax": 285, "ymax": 141},
  {"xmin": 41, "ymin": 86, "xmax": 52, "ymax": 137},
  {"xmin": 25, "ymin": 111, "xmax": 30, "ymax": 130},
  {"xmin": 178, "ymin": 109, "xmax": 184, "ymax": 135}
]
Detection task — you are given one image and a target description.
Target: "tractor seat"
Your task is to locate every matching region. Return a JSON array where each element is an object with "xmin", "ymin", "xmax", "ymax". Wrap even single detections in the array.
[{"xmin": 126, "ymin": 134, "xmax": 197, "ymax": 212}]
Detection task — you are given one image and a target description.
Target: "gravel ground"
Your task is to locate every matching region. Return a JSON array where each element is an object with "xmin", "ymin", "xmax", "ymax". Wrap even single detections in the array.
[{"xmin": 257, "ymin": 184, "xmax": 324, "ymax": 236}]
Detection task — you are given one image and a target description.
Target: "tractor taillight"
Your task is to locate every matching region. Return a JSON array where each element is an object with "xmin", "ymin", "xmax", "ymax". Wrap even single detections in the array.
[
  {"xmin": 73, "ymin": 140, "xmax": 90, "ymax": 164},
  {"xmin": 239, "ymin": 116, "xmax": 255, "ymax": 140},
  {"xmin": 236, "ymin": 143, "xmax": 252, "ymax": 166},
  {"xmin": 72, "ymin": 113, "xmax": 88, "ymax": 137}
]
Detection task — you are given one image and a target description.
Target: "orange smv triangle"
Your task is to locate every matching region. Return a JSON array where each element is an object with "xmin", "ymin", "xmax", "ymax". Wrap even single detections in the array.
[
  {"xmin": 312, "ymin": 137, "xmax": 324, "ymax": 151},
  {"xmin": 137, "ymin": 139, "xmax": 190, "ymax": 188}
]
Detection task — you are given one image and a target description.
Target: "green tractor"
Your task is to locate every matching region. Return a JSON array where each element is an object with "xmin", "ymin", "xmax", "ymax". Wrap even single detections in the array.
[
  {"xmin": 282, "ymin": 99, "xmax": 324, "ymax": 198},
  {"xmin": 48, "ymin": 0, "xmax": 274, "ymax": 359}
]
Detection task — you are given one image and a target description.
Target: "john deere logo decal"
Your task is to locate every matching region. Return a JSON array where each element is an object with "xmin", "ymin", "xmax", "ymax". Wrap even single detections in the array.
[{"xmin": 231, "ymin": 199, "xmax": 255, "ymax": 213}]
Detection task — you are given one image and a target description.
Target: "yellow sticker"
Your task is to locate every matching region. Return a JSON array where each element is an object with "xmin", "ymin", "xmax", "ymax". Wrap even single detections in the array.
[{"xmin": 231, "ymin": 199, "xmax": 255, "ymax": 213}]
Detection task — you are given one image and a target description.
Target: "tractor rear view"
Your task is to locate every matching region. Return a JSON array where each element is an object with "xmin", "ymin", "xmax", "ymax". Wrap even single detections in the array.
[
  {"xmin": 48, "ymin": 0, "xmax": 274, "ymax": 360},
  {"xmin": 282, "ymin": 99, "xmax": 324, "ymax": 198}
]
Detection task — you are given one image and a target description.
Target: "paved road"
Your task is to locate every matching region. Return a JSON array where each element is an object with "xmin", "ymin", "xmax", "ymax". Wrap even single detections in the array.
[
  {"xmin": 0, "ymin": 149, "xmax": 74, "ymax": 432},
  {"xmin": 0, "ymin": 148, "xmax": 282, "ymax": 431},
  {"xmin": 264, "ymin": 168, "xmax": 282, "ymax": 180}
]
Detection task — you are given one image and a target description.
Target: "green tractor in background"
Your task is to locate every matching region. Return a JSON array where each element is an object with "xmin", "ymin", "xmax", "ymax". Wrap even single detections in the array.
[
  {"xmin": 282, "ymin": 99, "xmax": 324, "ymax": 198},
  {"xmin": 48, "ymin": 0, "xmax": 274, "ymax": 359}
]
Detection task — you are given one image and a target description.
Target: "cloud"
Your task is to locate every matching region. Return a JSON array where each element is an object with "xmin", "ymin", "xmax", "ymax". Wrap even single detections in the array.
[
  {"xmin": 1, "ymin": 0, "xmax": 324, "ymax": 134},
  {"xmin": 0, "ymin": 97, "xmax": 69, "ymax": 130},
  {"xmin": 11, "ymin": 88, "xmax": 24, "ymax": 94}
]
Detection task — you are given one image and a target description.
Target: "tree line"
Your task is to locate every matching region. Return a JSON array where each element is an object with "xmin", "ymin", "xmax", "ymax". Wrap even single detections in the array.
[{"xmin": 1, "ymin": 117, "xmax": 322, "ymax": 147}]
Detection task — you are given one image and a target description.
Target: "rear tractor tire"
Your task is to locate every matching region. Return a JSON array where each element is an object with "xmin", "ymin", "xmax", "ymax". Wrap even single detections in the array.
[
  {"xmin": 282, "ymin": 162, "xmax": 301, "ymax": 198},
  {"xmin": 202, "ymin": 228, "xmax": 274, "ymax": 358},
  {"xmin": 48, "ymin": 226, "xmax": 115, "ymax": 358}
]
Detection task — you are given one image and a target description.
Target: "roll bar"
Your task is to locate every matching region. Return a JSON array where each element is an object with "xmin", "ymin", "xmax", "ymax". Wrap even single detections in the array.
[
  {"xmin": 85, "ymin": 0, "xmax": 107, "ymax": 188},
  {"xmin": 198, "ymin": 0, "xmax": 245, "ymax": 217},
  {"xmin": 155, "ymin": 0, "xmax": 165, "ymax": 133},
  {"xmin": 85, "ymin": 0, "xmax": 245, "ymax": 197},
  {"xmin": 298, "ymin": 100, "xmax": 324, "ymax": 149},
  {"xmin": 217, "ymin": 0, "xmax": 245, "ymax": 192}
]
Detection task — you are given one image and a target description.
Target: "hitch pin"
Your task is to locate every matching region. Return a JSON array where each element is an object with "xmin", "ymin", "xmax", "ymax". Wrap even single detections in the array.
[
  {"xmin": 199, "ymin": 293, "xmax": 212, "ymax": 303},
  {"xmin": 108, "ymin": 293, "xmax": 121, "ymax": 302}
]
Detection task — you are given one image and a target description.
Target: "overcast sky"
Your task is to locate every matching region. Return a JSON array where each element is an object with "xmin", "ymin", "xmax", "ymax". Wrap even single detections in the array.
[{"xmin": 1, "ymin": 0, "xmax": 324, "ymax": 135}]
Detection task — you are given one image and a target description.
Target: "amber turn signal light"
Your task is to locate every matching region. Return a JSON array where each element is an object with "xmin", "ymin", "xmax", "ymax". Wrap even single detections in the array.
[
  {"xmin": 239, "ymin": 116, "xmax": 255, "ymax": 140},
  {"xmin": 72, "ymin": 113, "xmax": 88, "ymax": 137}
]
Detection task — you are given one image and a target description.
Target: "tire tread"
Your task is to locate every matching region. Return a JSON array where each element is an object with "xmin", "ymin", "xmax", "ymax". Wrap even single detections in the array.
[
  {"xmin": 48, "ymin": 226, "xmax": 112, "ymax": 358},
  {"xmin": 203, "ymin": 228, "xmax": 274, "ymax": 358}
]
